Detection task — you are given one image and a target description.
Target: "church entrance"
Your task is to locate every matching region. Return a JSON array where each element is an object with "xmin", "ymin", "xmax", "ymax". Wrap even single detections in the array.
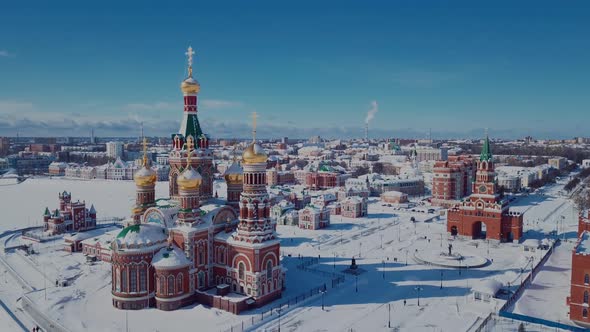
[{"xmin": 450, "ymin": 226, "xmax": 458, "ymax": 236}]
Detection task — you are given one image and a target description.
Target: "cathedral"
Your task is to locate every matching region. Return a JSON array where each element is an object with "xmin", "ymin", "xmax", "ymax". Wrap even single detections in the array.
[
  {"xmin": 446, "ymin": 135, "xmax": 524, "ymax": 242},
  {"xmin": 111, "ymin": 47, "xmax": 285, "ymax": 313}
]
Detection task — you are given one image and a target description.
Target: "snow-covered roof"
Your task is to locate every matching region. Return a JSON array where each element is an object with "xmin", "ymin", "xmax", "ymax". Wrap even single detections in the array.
[
  {"xmin": 471, "ymin": 279, "xmax": 502, "ymax": 295},
  {"xmin": 115, "ymin": 223, "xmax": 167, "ymax": 249},
  {"xmin": 152, "ymin": 246, "xmax": 191, "ymax": 269},
  {"xmin": 381, "ymin": 191, "xmax": 406, "ymax": 198}
]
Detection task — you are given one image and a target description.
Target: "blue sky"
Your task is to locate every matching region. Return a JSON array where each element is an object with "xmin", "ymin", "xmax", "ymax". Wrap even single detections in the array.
[{"xmin": 1, "ymin": 1, "xmax": 589, "ymax": 139}]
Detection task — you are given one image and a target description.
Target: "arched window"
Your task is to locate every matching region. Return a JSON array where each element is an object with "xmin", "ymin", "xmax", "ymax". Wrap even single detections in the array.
[
  {"xmin": 139, "ymin": 268, "xmax": 147, "ymax": 292},
  {"xmin": 585, "ymin": 274, "xmax": 589, "ymax": 284},
  {"xmin": 198, "ymin": 248, "xmax": 204, "ymax": 265},
  {"xmin": 129, "ymin": 268, "xmax": 137, "ymax": 293},
  {"xmin": 159, "ymin": 276, "xmax": 165, "ymax": 294},
  {"xmin": 168, "ymin": 275, "xmax": 175, "ymax": 295},
  {"xmin": 177, "ymin": 274, "xmax": 183, "ymax": 294},
  {"xmin": 238, "ymin": 262, "xmax": 245, "ymax": 280},
  {"xmin": 585, "ymin": 291, "xmax": 589, "ymax": 304},
  {"xmin": 266, "ymin": 260, "xmax": 272, "ymax": 280},
  {"xmin": 584, "ymin": 308, "xmax": 588, "ymax": 318},
  {"xmin": 220, "ymin": 250, "xmax": 225, "ymax": 264},
  {"xmin": 121, "ymin": 268, "xmax": 127, "ymax": 292},
  {"xmin": 115, "ymin": 267, "xmax": 121, "ymax": 292}
]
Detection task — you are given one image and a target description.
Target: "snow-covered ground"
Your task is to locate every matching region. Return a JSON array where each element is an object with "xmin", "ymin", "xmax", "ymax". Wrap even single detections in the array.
[{"xmin": 0, "ymin": 177, "xmax": 580, "ymax": 331}]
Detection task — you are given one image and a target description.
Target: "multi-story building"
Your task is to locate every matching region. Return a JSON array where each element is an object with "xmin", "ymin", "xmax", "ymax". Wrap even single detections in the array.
[
  {"xmin": 446, "ymin": 136, "xmax": 523, "ymax": 242},
  {"xmin": 548, "ymin": 157, "xmax": 567, "ymax": 170},
  {"xmin": 341, "ymin": 196, "xmax": 368, "ymax": 218},
  {"xmin": 7, "ymin": 152, "xmax": 53, "ymax": 175},
  {"xmin": 266, "ymin": 167, "xmax": 295, "ymax": 186},
  {"xmin": 48, "ymin": 161, "xmax": 68, "ymax": 176},
  {"xmin": 431, "ymin": 155, "xmax": 475, "ymax": 207},
  {"xmin": 305, "ymin": 164, "xmax": 350, "ymax": 190},
  {"xmin": 106, "ymin": 141, "xmax": 124, "ymax": 159},
  {"xmin": 0, "ymin": 137, "xmax": 10, "ymax": 157},
  {"xmin": 43, "ymin": 191, "xmax": 97, "ymax": 235},
  {"xmin": 299, "ymin": 205, "xmax": 330, "ymax": 230},
  {"xmin": 415, "ymin": 147, "xmax": 448, "ymax": 162}
]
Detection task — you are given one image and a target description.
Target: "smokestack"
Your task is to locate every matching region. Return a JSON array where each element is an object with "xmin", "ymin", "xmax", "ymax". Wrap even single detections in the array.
[
  {"xmin": 364, "ymin": 101, "xmax": 378, "ymax": 142},
  {"xmin": 365, "ymin": 123, "xmax": 368, "ymax": 141}
]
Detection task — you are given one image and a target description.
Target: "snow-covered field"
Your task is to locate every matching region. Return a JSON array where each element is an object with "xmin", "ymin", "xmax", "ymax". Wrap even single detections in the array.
[{"xmin": 0, "ymin": 177, "xmax": 580, "ymax": 331}]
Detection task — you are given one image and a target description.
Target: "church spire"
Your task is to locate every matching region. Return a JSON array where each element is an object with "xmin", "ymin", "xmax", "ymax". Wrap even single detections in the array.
[{"xmin": 480, "ymin": 130, "xmax": 492, "ymax": 162}]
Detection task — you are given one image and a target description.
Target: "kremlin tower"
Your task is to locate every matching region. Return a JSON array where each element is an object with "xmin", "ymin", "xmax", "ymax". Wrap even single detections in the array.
[
  {"xmin": 132, "ymin": 138, "xmax": 157, "ymax": 224},
  {"xmin": 169, "ymin": 46, "xmax": 214, "ymax": 202}
]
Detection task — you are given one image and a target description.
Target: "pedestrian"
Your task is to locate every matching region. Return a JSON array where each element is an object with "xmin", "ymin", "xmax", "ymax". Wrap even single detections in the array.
[{"xmin": 403, "ymin": 299, "xmax": 406, "ymax": 306}]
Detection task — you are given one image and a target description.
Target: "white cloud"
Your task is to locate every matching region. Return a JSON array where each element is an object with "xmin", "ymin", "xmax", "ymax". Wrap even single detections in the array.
[{"xmin": 0, "ymin": 50, "xmax": 11, "ymax": 57}]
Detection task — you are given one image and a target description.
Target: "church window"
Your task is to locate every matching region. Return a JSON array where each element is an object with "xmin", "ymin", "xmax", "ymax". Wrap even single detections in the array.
[
  {"xmin": 585, "ymin": 291, "xmax": 589, "ymax": 304},
  {"xmin": 129, "ymin": 268, "xmax": 137, "ymax": 293},
  {"xmin": 121, "ymin": 269, "xmax": 127, "ymax": 292},
  {"xmin": 584, "ymin": 308, "xmax": 588, "ymax": 318},
  {"xmin": 220, "ymin": 250, "xmax": 225, "ymax": 264},
  {"xmin": 115, "ymin": 267, "xmax": 121, "ymax": 292},
  {"xmin": 238, "ymin": 262, "xmax": 245, "ymax": 280},
  {"xmin": 168, "ymin": 275, "xmax": 175, "ymax": 295},
  {"xmin": 585, "ymin": 274, "xmax": 589, "ymax": 284},
  {"xmin": 159, "ymin": 276, "xmax": 164, "ymax": 294},
  {"xmin": 177, "ymin": 274, "xmax": 183, "ymax": 294},
  {"xmin": 198, "ymin": 271, "xmax": 205, "ymax": 288},
  {"xmin": 198, "ymin": 248, "xmax": 204, "ymax": 265},
  {"xmin": 139, "ymin": 268, "xmax": 147, "ymax": 292}
]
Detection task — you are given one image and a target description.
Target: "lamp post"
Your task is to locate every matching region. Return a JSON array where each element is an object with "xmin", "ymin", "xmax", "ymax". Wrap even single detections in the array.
[
  {"xmin": 382, "ymin": 260, "xmax": 385, "ymax": 279},
  {"xmin": 414, "ymin": 286, "xmax": 423, "ymax": 306},
  {"xmin": 439, "ymin": 233, "xmax": 443, "ymax": 248},
  {"xmin": 277, "ymin": 307, "xmax": 282, "ymax": 332},
  {"xmin": 440, "ymin": 270, "xmax": 443, "ymax": 289},
  {"xmin": 333, "ymin": 252, "xmax": 336, "ymax": 270},
  {"xmin": 405, "ymin": 250, "xmax": 408, "ymax": 266},
  {"xmin": 320, "ymin": 289, "xmax": 326, "ymax": 310},
  {"xmin": 381, "ymin": 234, "xmax": 384, "ymax": 249},
  {"xmin": 359, "ymin": 242, "xmax": 362, "ymax": 258},
  {"xmin": 355, "ymin": 275, "xmax": 358, "ymax": 293},
  {"xmin": 388, "ymin": 303, "xmax": 391, "ymax": 328}
]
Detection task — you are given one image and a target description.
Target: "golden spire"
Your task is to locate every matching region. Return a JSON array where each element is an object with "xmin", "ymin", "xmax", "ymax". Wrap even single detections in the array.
[
  {"xmin": 142, "ymin": 137, "xmax": 148, "ymax": 167},
  {"xmin": 186, "ymin": 46, "xmax": 195, "ymax": 77},
  {"xmin": 251, "ymin": 112, "xmax": 257, "ymax": 142}
]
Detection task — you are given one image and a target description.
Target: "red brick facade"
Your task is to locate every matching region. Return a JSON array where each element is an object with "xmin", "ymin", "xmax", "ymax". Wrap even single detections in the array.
[
  {"xmin": 432, "ymin": 155, "xmax": 475, "ymax": 207},
  {"xmin": 569, "ymin": 231, "xmax": 590, "ymax": 327},
  {"xmin": 446, "ymin": 154, "xmax": 523, "ymax": 242}
]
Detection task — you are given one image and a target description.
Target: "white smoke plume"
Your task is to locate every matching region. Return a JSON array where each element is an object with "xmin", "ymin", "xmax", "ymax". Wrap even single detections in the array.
[{"xmin": 365, "ymin": 100, "xmax": 378, "ymax": 124}]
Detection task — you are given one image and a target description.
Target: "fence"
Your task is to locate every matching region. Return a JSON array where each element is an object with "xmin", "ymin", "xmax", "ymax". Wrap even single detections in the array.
[
  {"xmin": 500, "ymin": 239, "xmax": 559, "ymax": 312},
  {"xmin": 220, "ymin": 257, "xmax": 347, "ymax": 332},
  {"xmin": 498, "ymin": 312, "xmax": 586, "ymax": 332}
]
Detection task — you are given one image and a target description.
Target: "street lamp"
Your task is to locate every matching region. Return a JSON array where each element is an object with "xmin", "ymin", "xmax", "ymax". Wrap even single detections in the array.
[
  {"xmin": 355, "ymin": 275, "xmax": 358, "ymax": 293},
  {"xmin": 381, "ymin": 234, "xmax": 384, "ymax": 249},
  {"xmin": 414, "ymin": 286, "xmax": 423, "ymax": 306},
  {"xmin": 359, "ymin": 242, "xmax": 362, "ymax": 258},
  {"xmin": 405, "ymin": 250, "xmax": 408, "ymax": 266},
  {"xmin": 388, "ymin": 303, "xmax": 391, "ymax": 328},
  {"xmin": 440, "ymin": 270, "xmax": 443, "ymax": 289},
  {"xmin": 333, "ymin": 252, "xmax": 336, "ymax": 270},
  {"xmin": 276, "ymin": 307, "xmax": 282, "ymax": 332},
  {"xmin": 382, "ymin": 260, "xmax": 385, "ymax": 279}
]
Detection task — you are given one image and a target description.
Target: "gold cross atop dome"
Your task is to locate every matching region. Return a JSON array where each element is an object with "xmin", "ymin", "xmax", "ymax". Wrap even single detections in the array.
[
  {"xmin": 142, "ymin": 137, "xmax": 148, "ymax": 166},
  {"xmin": 186, "ymin": 46, "xmax": 195, "ymax": 77},
  {"xmin": 251, "ymin": 112, "xmax": 258, "ymax": 142}
]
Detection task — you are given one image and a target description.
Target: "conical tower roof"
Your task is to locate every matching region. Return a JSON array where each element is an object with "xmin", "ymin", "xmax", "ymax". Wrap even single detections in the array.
[{"xmin": 480, "ymin": 135, "xmax": 493, "ymax": 162}]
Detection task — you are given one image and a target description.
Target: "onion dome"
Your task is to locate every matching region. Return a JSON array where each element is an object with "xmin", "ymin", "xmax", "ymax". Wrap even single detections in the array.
[
  {"xmin": 152, "ymin": 246, "xmax": 191, "ymax": 269},
  {"xmin": 177, "ymin": 166, "xmax": 202, "ymax": 191},
  {"xmin": 224, "ymin": 161, "xmax": 243, "ymax": 184},
  {"xmin": 134, "ymin": 165, "xmax": 157, "ymax": 186},
  {"xmin": 242, "ymin": 142, "xmax": 268, "ymax": 164},
  {"xmin": 180, "ymin": 76, "xmax": 200, "ymax": 95}
]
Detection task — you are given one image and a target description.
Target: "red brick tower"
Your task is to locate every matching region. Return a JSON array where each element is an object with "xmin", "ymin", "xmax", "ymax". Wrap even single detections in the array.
[
  {"xmin": 176, "ymin": 136, "xmax": 202, "ymax": 225},
  {"xmin": 169, "ymin": 46, "xmax": 214, "ymax": 202},
  {"xmin": 447, "ymin": 134, "xmax": 523, "ymax": 241}
]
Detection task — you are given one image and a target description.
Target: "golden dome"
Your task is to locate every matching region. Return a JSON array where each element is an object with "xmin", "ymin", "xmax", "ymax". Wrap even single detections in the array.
[
  {"xmin": 134, "ymin": 165, "xmax": 157, "ymax": 187},
  {"xmin": 177, "ymin": 167, "xmax": 202, "ymax": 191},
  {"xmin": 180, "ymin": 76, "xmax": 200, "ymax": 94},
  {"xmin": 242, "ymin": 142, "xmax": 268, "ymax": 164},
  {"xmin": 224, "ymin": 161, "xmax": 243, "ymax": 184}
]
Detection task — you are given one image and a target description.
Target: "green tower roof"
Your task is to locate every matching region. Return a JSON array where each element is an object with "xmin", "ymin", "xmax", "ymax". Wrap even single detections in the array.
[{"xmin": 480, "ymin": 135, "xmax": 493, "ymax": 161}]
